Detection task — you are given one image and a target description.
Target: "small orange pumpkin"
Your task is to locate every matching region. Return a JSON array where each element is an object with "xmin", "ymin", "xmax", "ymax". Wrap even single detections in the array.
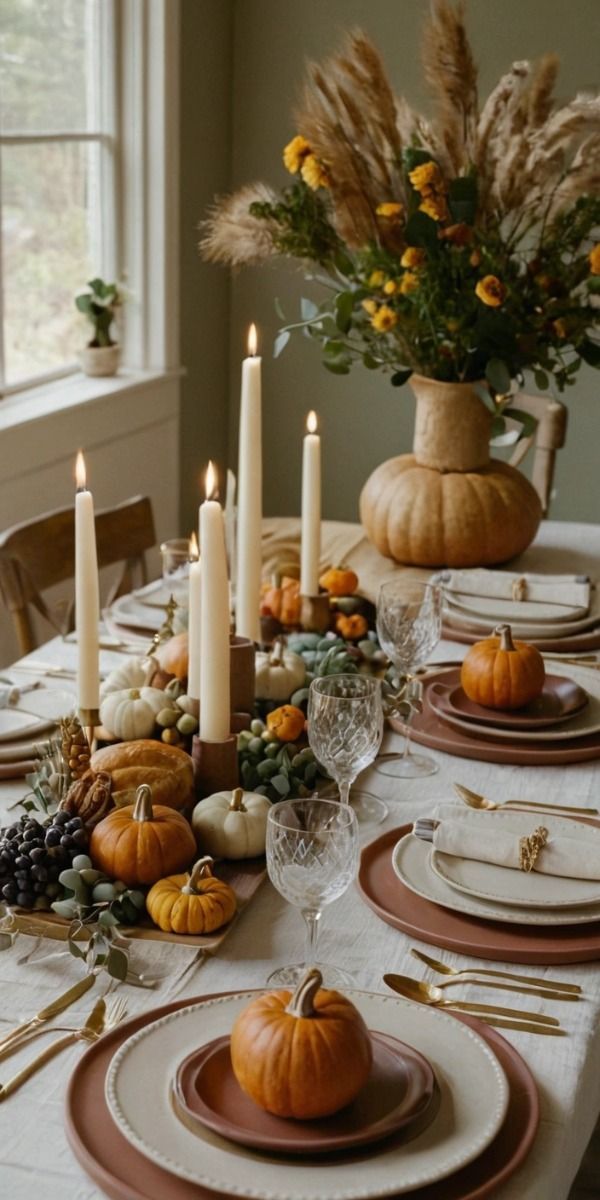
[
  {"xmin": 146, "ymin": 856, "xmax": 237, "ymax": 934},
  {"xmin": 335, "ymin": 612, "xmax": 369, "ymax": 640},
  {"xmin": 461, "ymin": 623, "xmax": 545, "ymax": 710},
  {"xmin": 266, "ymin": 704, "xmax": 306, "ymax": 742},
  {"xmin": 230, "ymin": 967, "xmax": 372, "ymax": 1118},
  {"xmin": 260, "ymin": 575, "xmax": 302, "ymax": 626},
  {"xmin": 319, "ymin": 566, "xmax": 359, "ymax": 596},
  {"xmin": 151, "ymin": 631, "xmax": 189, "ymax": 683},
  {"xmin": 89, "ymin": 784, "xmax": 196, "ymax": 886}
]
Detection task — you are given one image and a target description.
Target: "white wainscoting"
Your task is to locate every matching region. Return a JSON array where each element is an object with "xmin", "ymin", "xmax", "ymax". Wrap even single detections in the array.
[{"xmin": 0, "ymin": 371, "xmax": 180, "ymax": 667}]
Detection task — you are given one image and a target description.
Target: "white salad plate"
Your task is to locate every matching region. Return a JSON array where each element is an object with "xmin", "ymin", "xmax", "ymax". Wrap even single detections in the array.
[
  {"xmin": 443, "ymin": 592, "xmax": 591, "ymax": 626},
  {"xmin": 105, "ymin": 991, "xmax": 509, "ymax": 1200},
  {"xmin": 106, "ymin": 594, "xmax": 188, "ymax": 634},
  {"xmin": 0, "ymin": 708, "xmax": 57, "ymax": 743},
  {"xmin": 392, "ymin": 831, "xmax": 600, "ymax": 926},
  {"xmin": 14, "ymin": 688, "xmax": 76, "ymax": 721}
]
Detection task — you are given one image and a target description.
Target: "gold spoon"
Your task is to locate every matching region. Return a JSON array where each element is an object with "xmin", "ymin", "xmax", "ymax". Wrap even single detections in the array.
[
  {"xmin": 383, "ymin": 975, "xmax": 565, "ymax": 1034},
  {"xmin": 453, "ymin": 782, "xmax": 597, "ymax": 817},
  {"xmin": 383, "ymin": 968, "xmax": 577, "ymax": 1004},
  {"xmin": 410, "ymin": 948, "xmax": 582, "ymax": 995}
]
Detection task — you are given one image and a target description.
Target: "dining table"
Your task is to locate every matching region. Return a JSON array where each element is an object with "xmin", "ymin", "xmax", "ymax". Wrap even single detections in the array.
[{"xmin": 0, "ymin": 516, "xmax": 598, "ymax": 1200}]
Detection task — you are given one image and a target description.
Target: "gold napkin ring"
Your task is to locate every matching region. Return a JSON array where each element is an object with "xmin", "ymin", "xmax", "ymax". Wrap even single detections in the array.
[
  {"xmin": 512, "ymin": 577, "xmax": 528, "ymax": 601},
  {"xmin": 519, "ymin": 826, "xmax": 549, "ymax": 872}
]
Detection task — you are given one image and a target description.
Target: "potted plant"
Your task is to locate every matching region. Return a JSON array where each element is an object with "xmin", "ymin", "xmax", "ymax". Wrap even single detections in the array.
[
  {"xmin": 200, "ymin": 1, "xmax": 600, "ymax": 568},
  {"xmin": 75, "ymin": 278, "xmax": 122, "ymax": 377}
]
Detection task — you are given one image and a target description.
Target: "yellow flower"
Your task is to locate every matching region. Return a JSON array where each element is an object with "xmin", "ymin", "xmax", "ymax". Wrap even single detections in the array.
[
  {"xmin": 283, "ymin": 135, "xmax": 311, "ymax": 174},
  {"xmin": 589, "ymin": 245, "xmax": 600, "ymax": 275},
  {"xmin": 469, "ymin": 248, "xmax": 482, "ymax": 267},
  {"xmin": 400, "ymin": 247, "xmax": 426, "ymax": 269},
  {"xmin": 362, "ymin": 298, "xmax": 378, "ymax": 315},
  {"xmin": 371, "ymin": 305, "xmax": 397, "ymax": 332},
  {"xmin": 475, "ymin": 275, "xmax": 507, "ymax": 307},
  {"xmin": 368, "ymin": 269, "xmax": 386, "ymax": 288},
  {"xmin": 419, "ymin": 195, "xmax": 449, "ymax": 222},
  {"xmin": 399, "ymin": 272, "xmax": 419, "ymax": 295},
  {"xmin": 408, "ymin": 161, "xmax": 441, "ymax": 193},
  {"xmin": 446, "ymin": 318, "xmax": 461, "ymax": 334},
  {"xmin": 383, "ymin": 279, "xmax": 398, "ymax": 295},
  {"xmin": 553, "ymin": 318, "xmax": 568, "ymax": 339},
  {"xmin": 376, "ymin": 202, "xmax": 404, "ymax": 220},
  {"xmin": 300, "ymin": 153, "xmax": 330, "ymax": 190}
]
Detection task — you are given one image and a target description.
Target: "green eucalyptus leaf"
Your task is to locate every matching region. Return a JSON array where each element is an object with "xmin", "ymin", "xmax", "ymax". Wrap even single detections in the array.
[
  {"xmin": 273, "ymin": 330, "xmax": 291, "ymax": 358},
  {"xmin": 579, "ymin": 338, "xmax": 600, "ymax": 367},
  {"xmin": 490, "ymin": 415, "xmax": 507, "ymax": 438},
  {"xmin": 448, "ymin": 175, "xmax": 478, "ymax": 225},
  {"xmin": 390, "ymin": 369, "xmax": 412, "ymax": 387},
  {"xmin": 503, "ymin": 407, "xmax": 538, "ymax": 438},
  {"xmin": 404, "ymin": 211, "xmax": 438, "ymax": 249},
  {"xmin": 274, "ymin": 296, "xmax": 286, "ymax": 321},
  {"xmin": 534, "ymin": 369, "xmax": 550, "ymax": 391},
  {"xmin": 301, "ymin": 297, "xmax": 319, "ymax": 321},
  {"xmin": 323, "ymin": 360, "xmax": 351, "ymax": 375},
  {"xmin": 363, "ymin": 352, "xmax": 379, "ymax": 369},
  {"xmin": 335, "ymin": 291, "xmax": 354, "ymax": 333},
  {"xmin": 485, "ymin": 357, "xmax": 512, "ymax": 396},
  {"xmin": 107, "ymin": 946, "xmax": 129, "ymax": 981}
]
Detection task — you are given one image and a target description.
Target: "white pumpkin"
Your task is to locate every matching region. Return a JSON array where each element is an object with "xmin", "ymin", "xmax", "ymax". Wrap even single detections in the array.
[
  {"xmin": 100, "ymin": 658, "xmax": 155, "ymax": 699},
  {"xmin": 99, "ymin": 687, "xmax": 177, "ymax": 741},
  {"xmin": 192, "ymin": 787, "xmax": 270, "ymax": 859},
  {"xmin": 255, "ymin": 641, "xmax": 306, "ymax": 702}
]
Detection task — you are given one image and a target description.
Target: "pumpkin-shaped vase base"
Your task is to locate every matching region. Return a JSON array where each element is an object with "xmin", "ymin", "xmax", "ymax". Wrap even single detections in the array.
[{"xmin": 360, "ymin": 453, "xmax": 542, "ymax": 568}]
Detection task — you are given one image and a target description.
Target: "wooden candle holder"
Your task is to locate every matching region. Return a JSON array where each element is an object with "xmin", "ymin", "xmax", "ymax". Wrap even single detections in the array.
[
  {"xmin": 191, "ymin": 733, "xmax": 239, "ymax": 797},
  {"xmin": 230, "ymin": 635, "xmax": 256, "ymax": 714},
  {"xmin": 300, "ymin": 593, "xmax": 331, "ymax": 634}
]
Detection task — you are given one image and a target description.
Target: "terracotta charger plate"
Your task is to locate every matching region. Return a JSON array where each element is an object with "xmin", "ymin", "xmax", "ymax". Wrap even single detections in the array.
[
  {"xmin": 357, "ymin": 826, "xmax": 600, "ymax": 965},
  {"xmin": 431, "ymin": 671, "xmax": 588, "ymax": 731},
  {"xmin": 65, "ymin": 991, "xmax": 539, "ymax": 1200},
  {"xmin": 389, "ymin": 675, "xmax": 600, "ymax": 766},
  {"xmin": 171, "ymin": 1032, "xmax": 437, "ymax": 1155}
]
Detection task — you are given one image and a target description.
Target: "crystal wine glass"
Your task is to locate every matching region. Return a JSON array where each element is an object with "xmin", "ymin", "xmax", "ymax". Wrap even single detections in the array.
[
  {"xmin": 266, "ymin": 797, "xmax": 359, "ymax": 988},
  {"xmin": 376, "ymin": 579, "xmax": 442, "ymax": 778},
  {"xmin": 307, "ymin": 674, "xmax": 387, "ymax": 825}
]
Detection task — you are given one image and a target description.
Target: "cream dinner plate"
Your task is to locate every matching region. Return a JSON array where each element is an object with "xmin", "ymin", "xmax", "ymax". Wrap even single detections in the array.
[
  {"xmin": 14, "ymin": 688, "xmax": 76, "ymax": 720},
  {"xmin": 442, "ymin": 596, "xmax": 600, "ymax": 640},
  {"xmin": 392, "ymin": 832, "xmax": 600, "ymax": 926},
  {"xmin": 0, "ymin": 708, "xmax": 57, "ymax": 743},
  {"xmin": 105, "ymin": 992, "xmax": 509, "ymax": 1200}
]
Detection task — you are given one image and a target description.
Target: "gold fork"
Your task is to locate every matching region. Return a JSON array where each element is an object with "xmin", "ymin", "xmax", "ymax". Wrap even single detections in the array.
[
  {"xmin": 410, "ymin": 948, "xmax": 582, "ymax": 996},
  {"xmin": 453, "ymin": 782, "xmax": 597, "ymax": 817},
  {"xmin": 0, "ymin": 997, "xmax": 125, "ymax": 1100},
  {"xmin": 0, "ymin": 994, "xmax": 128, "ymax": 1062}
]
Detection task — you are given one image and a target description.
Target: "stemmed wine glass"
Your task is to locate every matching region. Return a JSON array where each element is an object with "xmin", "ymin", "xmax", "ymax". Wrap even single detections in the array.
[
  {"xmin": 266, "ymin": 797, "xmax": 359, "ymax": 988},
  {"xmin": 307, "ymin": 675, "xmax": 387, "ymax": 825},
  {"xmin": 376, "ymin": 579, "xmax": 442, "ymax": 778}
]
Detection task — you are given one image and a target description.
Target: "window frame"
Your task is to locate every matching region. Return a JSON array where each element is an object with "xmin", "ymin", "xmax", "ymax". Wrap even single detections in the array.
[{"xmin": 0, "ymin": 0, "xmax": 180, "ymax": 402}]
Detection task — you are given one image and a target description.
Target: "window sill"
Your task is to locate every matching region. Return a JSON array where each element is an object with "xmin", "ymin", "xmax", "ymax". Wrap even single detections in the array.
[{"xmin": 0, "ymin": 367, "xmax": 182, "ymax": 434}]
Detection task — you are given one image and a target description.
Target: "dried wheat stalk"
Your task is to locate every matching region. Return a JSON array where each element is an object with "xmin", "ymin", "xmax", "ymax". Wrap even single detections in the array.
[
  {"xmin": 421, "ymin": 0, "xmax": 479, "ymax": 173},
  {"xmin": 199, "ymin": 183, "xmax": 279, "ymax": 267}
]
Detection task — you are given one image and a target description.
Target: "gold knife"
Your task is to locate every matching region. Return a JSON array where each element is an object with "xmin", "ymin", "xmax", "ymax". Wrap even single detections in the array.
[{"xmin": 0, "ymin": 974, "xmax": 95, "ymax": 1054}]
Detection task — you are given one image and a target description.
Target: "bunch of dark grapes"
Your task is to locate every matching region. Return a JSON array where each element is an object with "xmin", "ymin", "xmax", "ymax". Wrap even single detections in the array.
[{"xmin": 0, "ymin": 811, "xmax": 89, "ymax": 911}]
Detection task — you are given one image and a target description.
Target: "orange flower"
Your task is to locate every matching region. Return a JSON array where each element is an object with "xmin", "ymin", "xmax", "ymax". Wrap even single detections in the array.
[
  {"xmin": 440, "ymin": 223, "xmax": 472, "ymax": 247},
  {"xmin": 408, "ymin": 161, "xmax": 442, "ymax": 193},
  {"xmin": 419, "ymin": 195, "xmax": 449, "ymax": 222},
  {"xmin": 588, "ymin": 245, "xmax": 600, "ymax": 275},
  {"xmin": 399, "ymin": 272, "xmax": 419, "ymax": 295},
  {"xmin": 300, "ymin": 153, "xmax": 330, "ymax": 190},
  {"xmin": 376, "ymin": 202, "xmax": 404, "ymax": 221},
  {"xmin": 368, "ymin": 269, "xmax": 386, "ymax": 288},
  {"xmin": 283, "ymin": 135, "xmax": 311, "ymax": 174},
  {"xmin": 553, "ymin": 318, "xmax": 568, "ymax": 339},
  {"xmin": 475, "ymin": 275, "xmax": 506, "ymax": 307},
  {"xmin": 371, "ymin": 305, "xmax": 397, "ymax": 332},
  {"xmin": 469, "ymin": 248, "xmax": 482, "ymax": 267},
  {"xmin": 400, "ymin": 247, "xmax": 426, "ymax": 268}
]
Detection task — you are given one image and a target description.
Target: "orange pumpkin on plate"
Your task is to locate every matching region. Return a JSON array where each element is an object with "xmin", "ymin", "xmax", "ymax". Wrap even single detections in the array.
[{"xmin": 460, "ymin": 623, "xmax": 545, "ymax": 710}]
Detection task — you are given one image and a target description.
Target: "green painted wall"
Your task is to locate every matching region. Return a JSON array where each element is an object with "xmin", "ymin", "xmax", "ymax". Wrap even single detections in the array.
[{"xmin": 223, "ymin": 0, "xmax": 600, "ymax": 525}]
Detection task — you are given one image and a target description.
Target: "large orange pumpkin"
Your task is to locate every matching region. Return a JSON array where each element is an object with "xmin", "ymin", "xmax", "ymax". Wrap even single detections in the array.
[
  {"xmin": 460, "ymin": 623, "xmax": 545, "ymax": 710},
  {"xmin": 146, "ymin": 856, "xmax": 237, "ymax": 934},
  {"xmin": 230, "ymin": 967, "xmax": 372, "ymax": 1119},
  {"xmin": 89, "ymin": 784, "xmax": 196, "ymax": 886}
]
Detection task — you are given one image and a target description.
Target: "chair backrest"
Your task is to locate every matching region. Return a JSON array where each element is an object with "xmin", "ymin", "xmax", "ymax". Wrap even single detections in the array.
[
  {"xmin": 0, "ymin": 495, "xmax": 156, "ymax": 655},
  {"xmin": 507, "ymin": 392, "xmax": 568, "ymax": 514}
]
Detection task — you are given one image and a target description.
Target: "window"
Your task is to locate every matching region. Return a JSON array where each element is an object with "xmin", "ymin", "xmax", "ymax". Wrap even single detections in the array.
[{"xmin": 0, "ymin": 0, "xmax": 118, "ymax": 395}]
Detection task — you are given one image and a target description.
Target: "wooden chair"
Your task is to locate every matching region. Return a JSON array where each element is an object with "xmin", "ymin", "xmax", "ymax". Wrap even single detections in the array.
[
  {"xmin": 507, "ymin": 392, "xmax": 568, "ymax": 514},
  {"xmin": 0, "ymin": 495, "xmax": 156, "ymax": 655}
]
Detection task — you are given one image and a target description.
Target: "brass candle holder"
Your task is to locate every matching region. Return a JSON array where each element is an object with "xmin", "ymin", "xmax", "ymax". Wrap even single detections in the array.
[
  {"xmin": 191, "ymin": 733, "xmax": 239, "ymax": 798},
  {"xmin": 79, "ymin": 707, "xmax": 100, "ymax": 756},
  {"xmin": 300, "ymin": 593, "xmax": 330, "ymax": 634}
]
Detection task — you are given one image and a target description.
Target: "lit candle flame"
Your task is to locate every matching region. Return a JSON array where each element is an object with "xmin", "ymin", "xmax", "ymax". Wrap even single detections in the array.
[
  {"xmin": 205, "ymin": 460, "xmax": 218, "ymax": 500},
  {"xmin": 189, "ymin": 531, "xmax": 199, "ymax": 559},
  {"xmin": 75, "ymin": 450, "xmax": 87, "ymax": 490},
  {"xmin": 247, "ymin": 323, "xmax": 258, "ymax": 357},
  {"xmin": 306, "ymin": 410, "xmax": 318, "ymax": 434}
]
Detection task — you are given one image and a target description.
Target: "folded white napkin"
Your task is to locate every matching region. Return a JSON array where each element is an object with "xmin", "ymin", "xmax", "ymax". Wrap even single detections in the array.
[
  {"xmin": 426, "ymin": 806, "xmax": 600, "ymax": 881},
  {"xmin": 441, "ymin": 569, "xmax": 590, "ymax": 611}
]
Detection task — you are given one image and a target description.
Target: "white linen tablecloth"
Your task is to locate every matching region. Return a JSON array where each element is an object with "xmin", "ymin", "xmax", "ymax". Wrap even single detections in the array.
[{"xmin": 0, "ymin": 518, "xmax": 598, "ymax": 1200}]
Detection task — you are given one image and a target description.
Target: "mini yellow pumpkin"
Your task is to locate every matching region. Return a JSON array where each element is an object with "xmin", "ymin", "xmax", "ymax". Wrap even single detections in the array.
[
  {"xmin": 266, "ymin": 704, "xmax": 306, "ymax": 742},
  {"xmin": 146, "ymin": 856, "xmax": 237, "ymax": 934}
]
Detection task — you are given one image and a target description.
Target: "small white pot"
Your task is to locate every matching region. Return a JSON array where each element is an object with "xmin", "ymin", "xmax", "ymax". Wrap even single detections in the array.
[{"xmin": 80, "ymin": 344, "xmax": 120, "ymax": 377}]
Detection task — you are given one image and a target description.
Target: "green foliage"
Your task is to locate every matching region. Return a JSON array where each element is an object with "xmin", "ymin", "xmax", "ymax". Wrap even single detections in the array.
[
  {"xmin": 75, "ymin": 278, "xmax": 122, "ymax": 347},
  {"xmin": 250, "ymin": 180, "xmax": 343, "ymax": 266}
]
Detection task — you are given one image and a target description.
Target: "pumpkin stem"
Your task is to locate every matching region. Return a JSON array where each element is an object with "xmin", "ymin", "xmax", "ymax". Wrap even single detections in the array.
[
  {"xmin": 495, "ymin": 623, "xmax": 516, "ymax": 652},
  {"xmin": 128, "ymin": 688, "xmax": 141, "ymax": 699},
  {"xmin": 229, "ymin": 788, "xmax": 246, "ymax": 812},
  {"xmin": 132, "ymin": 784, "xmax": 154, "ymax": 822},
  {"xmin": 284, "ymin": 967, "xmax": 323, "ymax": 1018},
  {"xmin": 183, "ymin": 856, "xmax": 215, "ymax": 893},
  {"xmin": 269, "ymin": 637, "xmax": 285, "ymax": 668}
]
